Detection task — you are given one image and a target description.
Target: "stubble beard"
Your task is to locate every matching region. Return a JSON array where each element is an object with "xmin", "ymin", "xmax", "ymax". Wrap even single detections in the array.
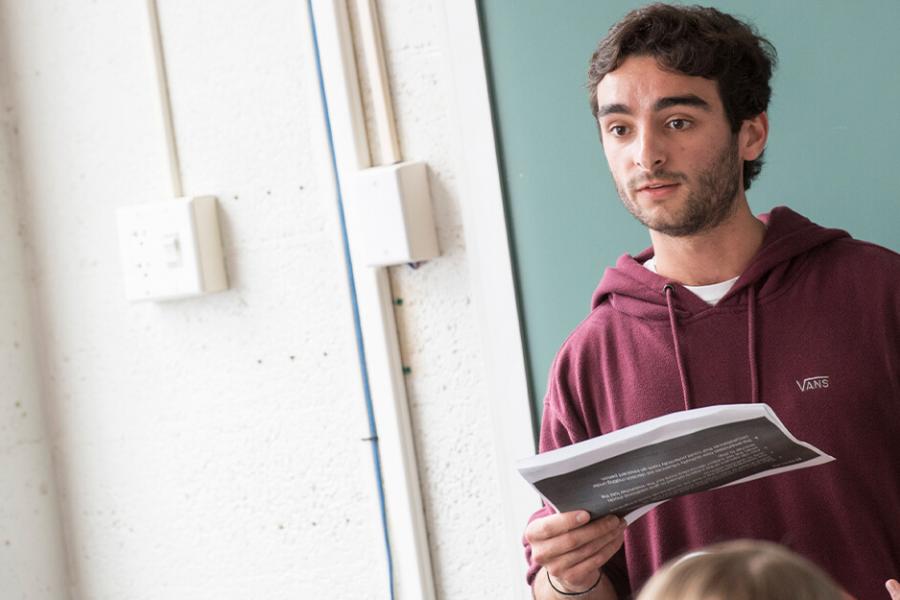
[{"xmin": 615, "ymin": 137, "xmax": 742, "ymax": 238}]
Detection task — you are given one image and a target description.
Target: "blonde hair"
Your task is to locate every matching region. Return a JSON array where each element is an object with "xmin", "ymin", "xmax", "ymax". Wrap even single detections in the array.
[{"xmin": 636, "ymin": 540, "xmax": 845, "ymax": 600}]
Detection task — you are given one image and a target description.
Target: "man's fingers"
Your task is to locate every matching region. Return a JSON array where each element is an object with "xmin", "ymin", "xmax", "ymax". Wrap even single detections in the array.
[
  {"xmin": 525, "ymin": 510, "xmax": 591, "ymax": 542},
  {"xmin": 528, "ymin": 514, "xmax": 625, "ymax": 567},
  {"xmin": 548, "ymin": 528, "xmax": 625, "ymax": 573},
  {"xmin": 527, "ymin": 513, "xmax": 625, "ymax": 593},
  {"xmin": 526, "ymin": 511, "xmax": 621, "ymax": 543},
  {"xmin": 547, "ymin": 532, "xmax": 625, "ymax": 590},
  {"xmin": 886, "ymin": 579, "xmax": 900, "ymax": 600}
]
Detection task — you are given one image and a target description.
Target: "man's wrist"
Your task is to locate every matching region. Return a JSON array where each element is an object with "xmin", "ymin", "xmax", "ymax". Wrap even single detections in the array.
[{"xmin": 546, "ymin": 569, "xmax": 605, "ymax": 597}]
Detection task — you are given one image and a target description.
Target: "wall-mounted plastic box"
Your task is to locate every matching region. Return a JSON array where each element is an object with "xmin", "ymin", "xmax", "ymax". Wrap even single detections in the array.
[{"xmin": 349, "ymin": 161, "xmax": 440, "ymax": 267}]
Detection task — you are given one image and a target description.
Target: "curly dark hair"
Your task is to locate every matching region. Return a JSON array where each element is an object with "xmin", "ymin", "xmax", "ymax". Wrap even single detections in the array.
[{"xmin": 588, "ymin": 4, "xmax": 777, "ymax": 190}]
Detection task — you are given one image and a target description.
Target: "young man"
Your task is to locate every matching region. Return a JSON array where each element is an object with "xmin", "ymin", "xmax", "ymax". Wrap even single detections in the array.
[{"xmin": 523, "ymin": 5, "xmax": 900, "ymax": 600}]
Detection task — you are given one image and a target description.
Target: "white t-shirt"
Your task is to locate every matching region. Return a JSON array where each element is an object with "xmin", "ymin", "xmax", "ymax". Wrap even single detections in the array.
[{"xmin": 643, "ymin": 257, "xmax": 739, "ymax": 306}]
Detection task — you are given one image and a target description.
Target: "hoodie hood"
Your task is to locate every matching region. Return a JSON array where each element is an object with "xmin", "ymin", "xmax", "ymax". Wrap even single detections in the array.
[{"xmin": 591, "ymin": 206, "xmax": 850, "ymax": 317}]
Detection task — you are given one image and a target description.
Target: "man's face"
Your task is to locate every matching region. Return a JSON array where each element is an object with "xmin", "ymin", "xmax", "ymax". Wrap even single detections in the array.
[{"xmin": 594, "ymin": 55, "xmax": 744, "ymax": 237}]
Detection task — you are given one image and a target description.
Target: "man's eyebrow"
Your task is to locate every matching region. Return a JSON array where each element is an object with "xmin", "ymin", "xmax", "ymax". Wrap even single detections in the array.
[
  {"xmin": 597, "ymin": 95, "xmax": 712, "ymax": 119},
  {"xmin": 597, "ymin": 103, "xmax": 630, "ymax": 118},
  {"xmin": 653, "ymin": 94, "xmax": 711, "ymax": 112}
]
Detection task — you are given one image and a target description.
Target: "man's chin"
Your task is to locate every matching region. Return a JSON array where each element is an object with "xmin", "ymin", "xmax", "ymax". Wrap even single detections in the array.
[
  {"xmin": 625, "ymin": 202, "xmax": 695, "ymax": 237},
  {"xmin": 635, "ymin": 211, "xmax": 715, "ymax": 238},
  {"xmin": 623, "ymin": 195, "xmax": 739, "ymax": 238}
]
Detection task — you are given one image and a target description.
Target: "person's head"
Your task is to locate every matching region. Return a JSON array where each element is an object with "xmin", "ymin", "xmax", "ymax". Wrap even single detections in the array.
[
  {"xmin": 636, "ymin": 540, "xmax": 847, "ymax": 600},
  {"xmin": 588, "ymin": 4, "xmax": 777, "ymax": 192}
]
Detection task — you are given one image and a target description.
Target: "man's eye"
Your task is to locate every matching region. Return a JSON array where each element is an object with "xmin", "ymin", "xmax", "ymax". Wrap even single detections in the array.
[
  {"xmin": 609, "ymin": 125, "xmax": 629, "ymax": 137},
  {"xmin": 667, "ymin": 119, "xmax": 692, "ymax": 130}
]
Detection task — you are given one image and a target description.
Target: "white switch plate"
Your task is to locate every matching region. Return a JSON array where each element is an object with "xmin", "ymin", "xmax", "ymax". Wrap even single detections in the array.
[{"xmin": 117, "ymin": 196, "xmax": 228, "ymax": 302}]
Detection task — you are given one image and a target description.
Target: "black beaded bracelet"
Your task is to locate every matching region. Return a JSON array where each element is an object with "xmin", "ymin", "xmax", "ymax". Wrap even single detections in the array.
[{"xmin": 546, "ymin": 569, "xmax": 604, "ymax": 597}]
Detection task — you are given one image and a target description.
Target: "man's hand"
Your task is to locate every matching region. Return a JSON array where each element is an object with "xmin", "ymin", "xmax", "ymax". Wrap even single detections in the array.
[
  {"xmin": 886, "ymin": 579, "xmax": 900, "ymax": 599},
  {"xmin": 526, "ymin": 510, "xmax": 625, "ymax": 595}
]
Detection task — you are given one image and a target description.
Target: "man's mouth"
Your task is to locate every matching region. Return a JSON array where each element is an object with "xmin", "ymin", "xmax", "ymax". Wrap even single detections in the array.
[{"xmin": 637, "ymin": 181, "xmax": 679, "ymax": 192}]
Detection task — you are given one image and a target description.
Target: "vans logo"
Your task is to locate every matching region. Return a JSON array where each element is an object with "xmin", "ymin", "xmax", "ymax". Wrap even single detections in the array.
[{"xmin": 796, "ymin": 375, "xmax": 830, "ymax": 392}]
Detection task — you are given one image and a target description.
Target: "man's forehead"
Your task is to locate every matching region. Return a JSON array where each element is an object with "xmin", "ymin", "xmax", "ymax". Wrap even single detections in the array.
[{"xmin": 595, "ymin": 56, "xmax": 721, "ymax": 114}]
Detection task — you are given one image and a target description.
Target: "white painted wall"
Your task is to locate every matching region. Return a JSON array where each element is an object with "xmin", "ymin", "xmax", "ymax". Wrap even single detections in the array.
[
  {"xmin": 0, "ymin": 24, "xmax": 70, "ymax": 598},
  {"xmin": 0, "ymin": 1, "xmax": 530, "ymax": 599}
]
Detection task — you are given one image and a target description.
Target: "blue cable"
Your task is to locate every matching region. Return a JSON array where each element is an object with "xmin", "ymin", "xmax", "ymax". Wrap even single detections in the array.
[{"xmin": 306, "ymin": 2, "xmax": 395, "ymax": 598}]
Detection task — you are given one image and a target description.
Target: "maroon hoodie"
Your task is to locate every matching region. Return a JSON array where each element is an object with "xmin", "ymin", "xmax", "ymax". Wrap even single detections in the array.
[{"xmin": 525, "ymin": 207, "xmax": 900, "ymax": 599}]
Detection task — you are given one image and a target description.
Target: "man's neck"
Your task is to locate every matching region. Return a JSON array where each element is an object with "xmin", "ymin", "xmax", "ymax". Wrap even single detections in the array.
[{"xmin": 649, "ymin": 202, "xmax": 766, "ymax": 286}]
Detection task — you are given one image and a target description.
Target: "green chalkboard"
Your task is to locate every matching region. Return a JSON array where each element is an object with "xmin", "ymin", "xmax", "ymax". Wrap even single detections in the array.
[{"xmin": 478, "ymin": 0, "xmax": 900, "ymax": 426}]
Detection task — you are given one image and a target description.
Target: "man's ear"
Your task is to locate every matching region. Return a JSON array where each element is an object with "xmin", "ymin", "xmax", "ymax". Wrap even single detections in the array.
[{"xmin": 739, "ymin": 112, "xmax": 769, "ymax": 161}]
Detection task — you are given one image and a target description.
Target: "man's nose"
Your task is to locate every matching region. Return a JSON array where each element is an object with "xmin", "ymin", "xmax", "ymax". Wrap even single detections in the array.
[{"xmin": 634, "ymin": 129, "xmax": 666, "ymax": 170}]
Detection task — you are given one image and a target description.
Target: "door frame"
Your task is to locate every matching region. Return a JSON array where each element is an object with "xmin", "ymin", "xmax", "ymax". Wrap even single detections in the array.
[{"xmin": 443, "ymin": 2, "xmax": 539, "ymax": 597}]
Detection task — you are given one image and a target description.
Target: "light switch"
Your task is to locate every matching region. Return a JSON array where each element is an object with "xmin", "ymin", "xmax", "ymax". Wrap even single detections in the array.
[
  {"xmin": 117, "ymin": 196, "xmax": 228, "ymax": 302},
  {"xmin": 161, "ymin": 233, "xmax": 181, "ymax": 266}
]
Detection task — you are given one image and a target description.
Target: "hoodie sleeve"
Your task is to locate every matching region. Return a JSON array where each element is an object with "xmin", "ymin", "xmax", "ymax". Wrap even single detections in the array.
[{"xmin": 539, "ymin": 352, "xmax": 591, "ymax": 452}]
